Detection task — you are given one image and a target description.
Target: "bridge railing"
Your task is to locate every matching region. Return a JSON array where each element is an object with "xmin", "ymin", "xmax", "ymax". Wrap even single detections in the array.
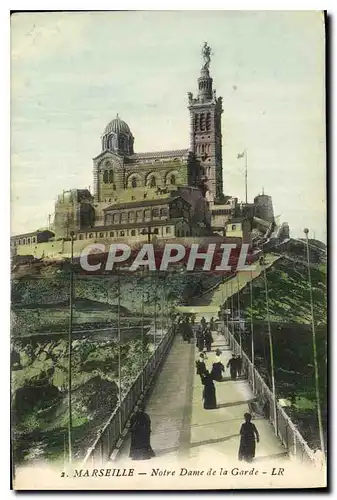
[
  {"xmin": 222, "ymin": 324, "xmax": 314, "ymax": 464},
  {"xmin": 81, "ymin": 326, "xmax": 175, "ymax": 466}
]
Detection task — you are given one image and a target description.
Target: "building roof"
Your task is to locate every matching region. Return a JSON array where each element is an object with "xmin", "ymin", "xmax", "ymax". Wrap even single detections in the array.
[
  {"xmin": 128, "ymin": 149, "xmax": 190, "ymax": 160},
  {"xmin": 104, "ymin": 115, "xmax": 132, "ymax": 136},
  {"xmin": 227, "ymin": 218, "xmax": 247, "ymax": 223},
  {"xmin": 103, "ymin": 196, "xmax": 190, "ymax": 211},
  {"xmin": 11, "ymin": 229, "xmax": 55, "ymax": 240},
  {"xmin": 78, "ymin": 218, "xmax": 186, "ymax": 232}
]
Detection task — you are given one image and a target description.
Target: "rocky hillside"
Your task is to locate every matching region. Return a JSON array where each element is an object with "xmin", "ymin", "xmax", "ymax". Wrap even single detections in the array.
[{"xmin": 231, "ymin": 251, "xmax": 327, "ymax": 450}]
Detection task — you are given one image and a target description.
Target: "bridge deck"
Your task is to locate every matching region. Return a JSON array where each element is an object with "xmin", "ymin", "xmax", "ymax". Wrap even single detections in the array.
[
  {"xmin": 176, "ymin": 254, "xmax": 280, "ymax": 321},
  {"xmin": 115, "ymin": 331, "xmax": 286, "ymax": 465}
]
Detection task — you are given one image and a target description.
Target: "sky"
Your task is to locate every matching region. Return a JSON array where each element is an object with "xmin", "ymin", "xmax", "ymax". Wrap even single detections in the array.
[{"xmin": 11, "ymin": 10, "xmax": 326, "ymax": 241}]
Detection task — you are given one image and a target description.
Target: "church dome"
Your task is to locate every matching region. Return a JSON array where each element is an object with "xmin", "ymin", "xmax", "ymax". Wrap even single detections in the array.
[
  {"xmin": 101, "ymin": 114, "xmax": 134, "ymax": 156},
  {"xmin": 104, "ymin": 115, "xmax": 131, "ymax": 136}
]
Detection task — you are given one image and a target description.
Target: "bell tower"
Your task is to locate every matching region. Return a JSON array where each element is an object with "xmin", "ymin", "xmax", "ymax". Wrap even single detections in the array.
[{"xmin": 188, "ymin": 42, "xmax": 223, "ymax": 201}]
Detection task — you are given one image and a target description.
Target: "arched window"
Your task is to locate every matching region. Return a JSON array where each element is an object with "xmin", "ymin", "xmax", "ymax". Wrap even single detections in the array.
[
  {"xmin": 170, "ymin": 175, "xmax": 176, "ymax": 185},
  {"xmin": 131, "ymin": 229, "xmax": 136, "ymax": 236},
  {"xmin": 144, "ymin": 209, "xmax": 151, "ymax": 219},
  {"xmin": 131, "ymin": 177, "xmax": 137, "ymax": 188},
  {"xmin": 160, "ymin": 208, "xmax": 168, "ymax": 218},
  {"xmin": 109, "ymin": 231, "xmax": 114, "ymax": 237},
  {"xmin": 201, "ymin": 144, "xmax": 205, "ymax": 153},
  {"xmin": 152, "ymin": 209, "xmax": 159, "ymax": 218},
  {"xmin": 89, "ymin": 233, "xmax": 93, "ymax": 239},
  {"xmin": 109, "ymin": 171, "xmax": 114, "ymax": 184},
  {"xmin": 128, "ymin": 212, "xmax": 135, "ymax": 222},
  {"xmin": 99, "ymin": 232, "xmax": 104, "ymax": 238},
  {"xmin": 103, "ymin": 170, "xmax": 109, "ymax": 183},
  {"xmin": 121, "ymin": 212, "xmax": 127, "ymax": 223},
  {"xmin": 79, "ymin": 234, "xmax": 84, "ymax": 240},
  {"xmin": 200, "ymin": 113, "xmax": 205, "ymax": 131},
  {"xmin": 113, "ymin": 214, "xmax": 119, "ymax": 223},
  {"xmin": 27, "ymin": 238, "xmax": 31, "ymax": 244},
  {"xmin": 136, "ymin": 210, "xmax": 142, "ymax": 221},
  {"xmin": 206, "ymin": 112, "xmax": 211, "ymax": 131},
  {"xmin": 109, "ymin": 136, "xmax": 115, "ymax": 150},
  {"xmin": 194, "ymin": 114, "xmax": 199, "ymax": 132},
  {"xmin": 149, "ymin": 176, "xmax": 156, "ymax": 188},
  {"xmin": 120, "ymin": 231, "xmax": 125, "ymax": 237}
]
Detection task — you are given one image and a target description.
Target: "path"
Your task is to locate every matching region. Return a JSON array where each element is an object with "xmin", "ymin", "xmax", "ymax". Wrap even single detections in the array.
[{"xmin": 114, "ymin": 329, "xmax": 286, "ymax": 465}]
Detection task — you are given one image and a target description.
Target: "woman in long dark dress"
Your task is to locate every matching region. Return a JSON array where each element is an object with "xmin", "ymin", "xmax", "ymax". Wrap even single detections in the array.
[
  {"xmin": 201, "ymin": 371, "xmax": 217, "ymax": 409},
  {"xmin": 211, "ymin": 360, "xmax": 225, "ymax": 382},
  {"xmin": 238, "ymin": 413, "xmax": 259, "ymax": 462},
  {"xmin": 196, "ymin": 327, "xmax": 205, "ymax": 353},
  {"xmin": 204, "ymin": 328, "xmax": 213, "ymax": 352},
  {"xmin": 129, "ymin": 404, "xmax": 155, "ymax": 460},
  {"xmin": 196, "ymin": 353, "xmax": 207, "ymax": 379},
  {"xmin": 227, "ymin": 354, "xmax": 238, "ymax": 380}
]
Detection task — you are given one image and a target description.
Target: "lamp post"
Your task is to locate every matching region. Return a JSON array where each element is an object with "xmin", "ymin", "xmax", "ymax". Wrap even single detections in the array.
[
  {"xmin": 237, "ymin": 276, "xmax": 242, "ymax": 354},
  {"xmin": 67, "ymin": 230, "xmax": 75, "ymax": 464},
  {"xmin": 261, "ymin": 249, "xmax": 277, "ymax": 434},
  {"xmin": 303, "ymin": 228, "xmax": 326, "ymax": 465},
  {"xmin": 117, "ymin": 273, "xmax": 122, "ymax": 433},
  {"xmin": 230, "ymin": 279, "xmax": 235, "ymax": 337},
  {"xmin": 249, "ymin": 269, "xmax": 255, "ymax": 392},
  {"xmin": 160, "ymin": 284, "xmax": 165, "ymax": 339},
  {"xmin": 141, "ymin": 269, "xmax": 145, "ymax": 392},
  {"xmin": 154, "ymin": 272, "xmax": 158, "ymax": 346},
  {"xmin": 141, "ymin": 225, "xmax": 156, "ymax": 244}
]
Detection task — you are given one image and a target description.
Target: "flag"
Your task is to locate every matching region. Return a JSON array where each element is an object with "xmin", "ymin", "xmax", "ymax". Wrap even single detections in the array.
[{"xmin": 237, "ymin": 151, "xmax": 245, "ymax": 159}]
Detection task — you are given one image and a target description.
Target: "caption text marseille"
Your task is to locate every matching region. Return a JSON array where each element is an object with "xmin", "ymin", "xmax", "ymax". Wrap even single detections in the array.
[{"xmin": 80, "ymin": 243, "xmax": 256, "ymax": 272}]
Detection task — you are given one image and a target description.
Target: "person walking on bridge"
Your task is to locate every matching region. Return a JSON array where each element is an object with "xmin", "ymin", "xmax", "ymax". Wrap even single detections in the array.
[
  {"xmin": 184, "ymin": 319, "xmax": 193, "ymax": 344},
  {"xmin": 129, "ymin": 404, "xmax": 155, "ymax": 460},
  {"xmin": 227, "ymin": 353, "xmax": 238, "ymax": 380},
  {"xmin": 195, "ymin": 353, "xmax": 207, "ymax": 379},
  {"xmin": 196, "ymin": 325, "xmax": 205, "ymax": 353},
  {"xmin": 211, "ymin": 349, "xmax": 225, "ymax": 382},
  {"xmin": 236, "ymin": 355, "xmax": 243, "ymax": 377},
  {"xmin": 204, "ymin": 327, "xmax": 214, "ymax": 352},
  {"xmin": 238, "ymin": 412, "xmax": 259, "ymax": 462},
  {"xmin": 201, "ymin": 370, "xmax": 217, "ymax": 410}
]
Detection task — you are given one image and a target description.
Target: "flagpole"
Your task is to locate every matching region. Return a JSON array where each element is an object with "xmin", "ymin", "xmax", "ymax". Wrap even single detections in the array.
[
  {"xmin": 245, "ymin": 149, "xmax": 248, "ymax": 204},
  {"xmin": 250, "ymin": 270, "xmax": 255, "ymax": 392}
]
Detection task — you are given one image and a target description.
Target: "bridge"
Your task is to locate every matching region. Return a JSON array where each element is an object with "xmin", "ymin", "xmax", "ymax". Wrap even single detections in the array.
[{"xmin": 80, "ymin": 257, "xmax": 325, "ymax": 488}]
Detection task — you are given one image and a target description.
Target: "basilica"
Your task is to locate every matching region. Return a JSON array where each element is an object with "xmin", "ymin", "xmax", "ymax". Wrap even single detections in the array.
[
  {"xmin": 11, "ymin": 44, "xmax": 278, "ymax": 256},
  {"xmin": 51, "ymin": 42, "xmax": 225, "ymax": 244}
]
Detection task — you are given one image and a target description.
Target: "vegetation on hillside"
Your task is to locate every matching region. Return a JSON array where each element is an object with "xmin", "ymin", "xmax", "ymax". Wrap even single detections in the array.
[
  {"xmin": 11, "ymin": 268, "xmax": 220, "ymax": 464},
  {"xmin": 229, "ymin": 254, "xmax": 327, "ymax": 450}
]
